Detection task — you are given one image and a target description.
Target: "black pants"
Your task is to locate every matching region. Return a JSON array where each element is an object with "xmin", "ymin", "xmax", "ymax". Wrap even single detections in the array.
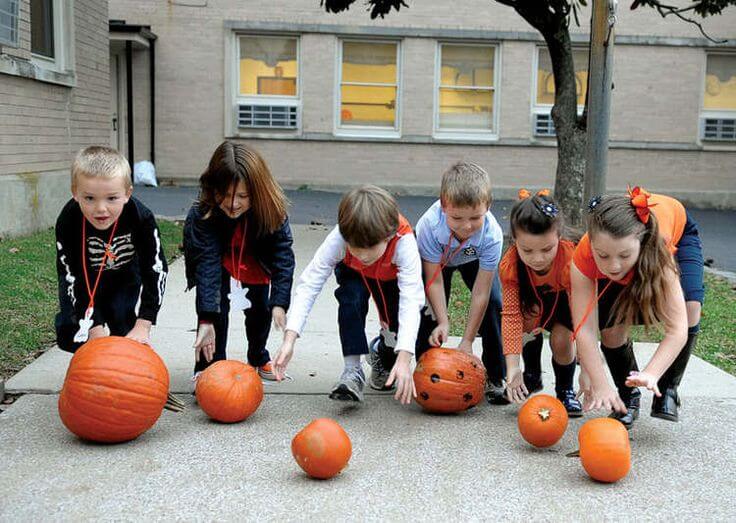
[
  {"xmin": 194, "ymin": 272, "xmax": 271, "ymax": 373},
  {"xmin": 416, "ymin": 260, "xmax": 505, "ymax": 383},
  {"xmin": 334, "ymin": 263, "xmax": 400, "ymax": 371},
  {"xmin": 56, "ymin": 281, "xmax": 140, "ymax": 353}
]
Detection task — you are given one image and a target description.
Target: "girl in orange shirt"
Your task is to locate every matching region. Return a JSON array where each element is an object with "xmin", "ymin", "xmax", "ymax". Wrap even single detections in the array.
[
  {"xmin": 571, "ymin": 187, "xmax": 703, "ymax": 429},
  {"xmin": 500, "ymin": 190, "xmax": 582, "ymax": 416}
]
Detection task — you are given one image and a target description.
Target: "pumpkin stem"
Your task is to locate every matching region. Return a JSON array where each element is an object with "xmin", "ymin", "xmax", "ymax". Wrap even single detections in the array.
[{"xmin": 538, "ymin": 408, "xmax": 551, "ymax": 421}]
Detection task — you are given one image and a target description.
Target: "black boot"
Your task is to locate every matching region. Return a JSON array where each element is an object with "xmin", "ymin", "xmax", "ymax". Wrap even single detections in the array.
[
  {"xmin": 651, "ymin": 331, "xmax": 697, "ymax": 422},
  {"xmin": 552, "ymin": 358, "xmax": 583, "ymax": 418},
  {"xmin": 602, "ymin": 340, "xmax": 641, "ymax": 430},
  {"xmin": 522, "ymin": 333, "xmax": 544, "ymax": 394}
]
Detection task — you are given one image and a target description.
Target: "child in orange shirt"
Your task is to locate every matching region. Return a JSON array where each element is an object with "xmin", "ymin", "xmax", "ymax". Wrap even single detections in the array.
[
  {"xmin": 499, "ymin": 190, "xmax": 582, "ymax": 416},
  {"xmin": 572, "ymin": 188, "xmax": 702, "ymax": 428}
]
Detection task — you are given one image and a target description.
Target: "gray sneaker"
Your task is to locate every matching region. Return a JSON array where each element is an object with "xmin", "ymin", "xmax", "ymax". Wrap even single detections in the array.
[
  {"xmin": 367, "ymin": 337, "xmax": 394, "ymax": 391},
  {"xmin": 329, "ymin": 366, "xmax": 366, "ymax": 402}
]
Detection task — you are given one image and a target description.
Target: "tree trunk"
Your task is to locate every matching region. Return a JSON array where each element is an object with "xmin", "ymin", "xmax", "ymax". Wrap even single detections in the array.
[{"xmin": 511, "ymin": 3, "xmax": 587, "ymax": 228}]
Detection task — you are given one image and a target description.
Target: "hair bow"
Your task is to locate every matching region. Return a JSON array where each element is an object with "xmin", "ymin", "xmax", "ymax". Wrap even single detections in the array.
[
  {"xmin": 627, "ymin": 185, "xmax": 656, "ymax": 224},
  {"xmin": 518, "ymin": 188, "xmax": 551, "ymax": 200},
  {"xmin": 588, "ymin": 195, "xmax": 602, "ymax": 213}
]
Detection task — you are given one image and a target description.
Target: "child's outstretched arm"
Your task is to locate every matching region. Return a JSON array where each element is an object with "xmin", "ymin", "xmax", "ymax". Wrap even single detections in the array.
[
  {"xmin": 625, "ymin": 269, "xmax": 688, "ymax": 395},
  {"xmin": 132, "ymin": 204, "xmax": 168, "ymax": 344},
  {"xmin": 458, "ymin": 268, "xmax": 493, "ymax": 353},
  {"xmin": 423, "ymin": 260, "xmax": 449, "ymax": 346},
  {"xmin": 570, "ymin": 265, "xmax": 626, "ymax": 413}
]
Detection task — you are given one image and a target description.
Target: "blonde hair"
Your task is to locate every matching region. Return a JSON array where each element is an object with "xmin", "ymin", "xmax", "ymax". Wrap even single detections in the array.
[
  {"xmin": 588, "ymin": 195, "xmax": 678, "ymax": 328},
  {"xmin": 440, "ymin": 161, "xmax": 493, "ymax": 208},
  {"xmin": 338, "ymin": 185, "xmax": 399, "ymax": 248},
  {"xmin": 71, "ymin": 146, "xmax": 132, "ymax": 192},
  {"xmin": 198, "ymin": 141, "xmax": 288, "ymax": 236}
]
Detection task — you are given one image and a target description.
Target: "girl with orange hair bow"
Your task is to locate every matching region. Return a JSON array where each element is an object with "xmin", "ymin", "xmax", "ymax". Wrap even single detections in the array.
[
  {"xmin": 571, "ymin": 187, "xmax": 703, "ymax": 429},
  {"xmin": 499, "ymin": 189, "xmax": 582, "ymax": 416}
]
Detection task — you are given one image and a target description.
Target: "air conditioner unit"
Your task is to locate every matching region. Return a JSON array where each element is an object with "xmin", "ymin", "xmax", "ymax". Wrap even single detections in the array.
[
  {"xmin": 237, "ymin": 102, "xmax": 298, "ymax": 130},
  {"xmin": 701, "ymin": 117, "xmax": 736, "ymax": 141},
  {"xmin": 533, "ymin": 112, "xmax": 556, "ymax": 137}
]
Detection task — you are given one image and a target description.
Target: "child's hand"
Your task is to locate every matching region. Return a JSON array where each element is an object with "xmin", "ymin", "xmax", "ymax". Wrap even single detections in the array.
[
  {"xmin": 272, "ymin": 306, "xmax": 286, "ymax": 331},
  {"xmin": 505, "ymin": 365, "xmax": 528, "ymax": 403},
  {"xmin": 584, "ymin": 382, "xmax": 627, "ymax": 414},
  {"xmin": 577, "ymin": 368, "xmax": 591, "ymax": 403},
  {"xmin": 194, "ymin": 322, "xmax": 216, "ymax": 363},
  {"xmin": 626, "ymin": 371, "xmax": 660, "ymax": 397},
  {"xmin": 273, "ymin": 331, "xmax": 297, "ymax": 381},
  {"xmin": 428, "ymin": 322, "xmax": 449, "ymax": 347},
  {"xmin": 125, "ymin": 319, "xmax": 152, "ymax": 345},
  {"xmin": 385, "ymin": 351, "xmax": 416, "ymax": 405},
  {"xmin": 88, "ymin": 325, "xmax": 106, "ymax": 340},
  {"xmin": 457, "ymin": 339, "xmax": 473, "ymax": 355}
]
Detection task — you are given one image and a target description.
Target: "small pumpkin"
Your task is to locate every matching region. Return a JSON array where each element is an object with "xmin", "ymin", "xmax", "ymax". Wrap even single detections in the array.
[
  {"xmin": 413, "ymin": 348, "xmax": 486, "ymax": 414},
  {"xmin": 517, "ymin": 394, "xmax": 568, "ymax": 448},
  {"xmin": 58, "ymin": 336, "xmax": 169, "ymax": 443},
  {"xmin": 292, "ymin": 418, "xmax": 352, "ymax": 479},
  {"xmin": 195, "ymin": 360, "xmax": 263, "ymax": 423},
  {"xmin": 578, "ymin": 418, "xmax": 631, "ymax": 483}
]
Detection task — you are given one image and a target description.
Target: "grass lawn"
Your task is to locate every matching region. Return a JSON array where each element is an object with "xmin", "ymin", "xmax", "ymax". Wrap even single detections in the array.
[
  {"xmin": 448, "ymin": 271, "xmax": 736, "ymax": 377},
  {"xmin": 0, "ymin": 220, "xmax": 183, "ymax": 380}
]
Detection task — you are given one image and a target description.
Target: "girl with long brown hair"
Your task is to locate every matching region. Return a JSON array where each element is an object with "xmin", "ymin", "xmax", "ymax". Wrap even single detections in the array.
[
  {"xmin": 183, "ymin": 141, "xmax": 295, "ymax": 381},
  {"xmin": 572, "ymin": 187, "xmax": 703, "ymax": 429}
]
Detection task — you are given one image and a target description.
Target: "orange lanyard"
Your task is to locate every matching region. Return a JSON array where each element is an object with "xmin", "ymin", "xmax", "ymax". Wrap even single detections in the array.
[
  {"xmin": 80, "ymin": 217, "xmax": 120, "ymax": 312},
  {"xmin": 525, "ymin": 264, "xmax": 561, "ymax": 332},
  {"xmin": 424, "ymin": 235, "xmax": 468, "ymax": 296},
  {"xmin": 358, "ymin": 270, "xmax": 392, "ymax": 326},
  {"xmin": 570, "ymin": 278, "xmax": 615, "ymax": 342},
  {"xmin": 230, "ymin": 219, "xmax": 247, "ymax": 282}
]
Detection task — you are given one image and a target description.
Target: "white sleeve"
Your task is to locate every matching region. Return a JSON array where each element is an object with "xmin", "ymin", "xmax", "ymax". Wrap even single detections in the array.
[
  {"xmin": 392, "ymin": 233, "xmax": 425, "ymax": 354},
  {"xmin": 285, "ymin": 226, "xmax": 346, "ymax": 336}
]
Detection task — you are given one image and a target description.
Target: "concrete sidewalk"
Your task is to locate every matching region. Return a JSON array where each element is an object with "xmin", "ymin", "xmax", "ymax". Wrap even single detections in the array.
[{"xmin": 3, "ymin": 224, "xmax": 736, "ymax": 520}]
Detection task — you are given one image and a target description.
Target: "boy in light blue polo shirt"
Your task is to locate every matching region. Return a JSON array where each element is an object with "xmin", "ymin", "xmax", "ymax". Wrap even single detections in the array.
[{"xmin": 413, "ymin": 161, "xmax": 507, "ymax": 404}]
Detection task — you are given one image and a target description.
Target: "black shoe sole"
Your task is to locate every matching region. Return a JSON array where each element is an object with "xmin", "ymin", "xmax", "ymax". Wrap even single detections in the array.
[
  {"xmin": 566, "ymin": 409, "xmax": 584, "ymax": 418},
  {"xmin": 650, "ymin": 410, "xmax": 679, "ymax": 422},
  {"xmin": 329, "ymin": 385, "xmax": 362, "ymax": 402}
]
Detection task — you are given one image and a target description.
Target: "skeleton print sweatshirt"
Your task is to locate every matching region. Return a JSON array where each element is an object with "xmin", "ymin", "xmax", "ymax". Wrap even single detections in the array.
[{"xmin": 54, "ymin": 196, "xmax": 168, "ymax": 333}]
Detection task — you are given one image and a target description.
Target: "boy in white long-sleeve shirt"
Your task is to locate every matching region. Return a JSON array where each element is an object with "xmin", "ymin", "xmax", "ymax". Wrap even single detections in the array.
[{"xmin": 273, "ymin": 186, "xmax": 424, "ymax": 405}]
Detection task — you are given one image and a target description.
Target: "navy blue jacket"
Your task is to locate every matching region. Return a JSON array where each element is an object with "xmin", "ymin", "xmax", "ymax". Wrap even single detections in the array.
[{"xmin": 183, "ymin": 203, "xmax": 295, "ymax": 322}]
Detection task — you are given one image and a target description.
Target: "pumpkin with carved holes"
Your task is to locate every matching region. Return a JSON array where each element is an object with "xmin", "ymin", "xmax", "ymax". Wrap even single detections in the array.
[
  {"xmin": 518, "ymin": 394, "xmax": 568, "ymax": 448},
  {"xmin": 58, "ymin": 336, "xmax": 169, "ymax": 443},
  {"xmin": 413, "ymin": 348, "xmax": 486, "ymax": 414},
  {"xmin": 292, "ymin": 418, "xmax": 352, "ymax": 479},
  {"xmin": 578, "ymin": 417, "xmax": 631, "ymax": 483},
  {"xmin": 195, "ymin": 360, "xmax": 263, "ymax": 423}
]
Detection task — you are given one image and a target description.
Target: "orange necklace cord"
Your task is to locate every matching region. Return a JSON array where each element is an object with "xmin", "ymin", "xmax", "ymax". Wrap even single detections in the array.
[{"xmin": 80, "ymin": 217, "xmax": 120, "ymax": 311}]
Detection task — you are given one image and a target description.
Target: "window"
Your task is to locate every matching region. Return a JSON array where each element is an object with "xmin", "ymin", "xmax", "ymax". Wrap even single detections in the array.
[
  {"xmin": 31, "ymin": 0, "xmax": 54, "ymax": 58},
  {"xmin": 701, "ymin": 54, "xmax": 736, "ymax": 142},
  {"xmin": 236, "ymin": 35, "xmax": 299, "ymax": 130},
  {"xmin": 533, "ymin": 47, "xmax": 588, "ymax": 137},
  {"xmin": 337, "ymin": 40, "xmax": 400, "ymax": 134},
  {"xmin": 0, "ymin": 0, "xmax": 18, "ymax": 46},
  {"xmin": 435, "ymin": 43, "xmax": 497, "ymax": 136}
]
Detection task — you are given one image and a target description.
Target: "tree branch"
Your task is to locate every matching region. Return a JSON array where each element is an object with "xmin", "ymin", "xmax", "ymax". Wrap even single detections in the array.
[{"xmin": 632, "ymin": 0, "xmax": 730, "ymax": 43}]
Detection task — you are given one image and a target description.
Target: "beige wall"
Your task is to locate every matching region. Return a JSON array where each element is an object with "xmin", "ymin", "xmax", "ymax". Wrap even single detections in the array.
[
  {"xmin": 0, "ymin": 0, "xmax": 111, "ymax": 237},
  {"xmin": 108, "ymin": 0, "xmax": 736, "ymax": 203}
]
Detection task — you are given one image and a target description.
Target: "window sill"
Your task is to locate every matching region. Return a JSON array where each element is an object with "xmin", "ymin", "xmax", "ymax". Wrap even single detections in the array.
[
  {"xmin": 334, "ymin": 128, "xmax": 401, "ymax": 140},
  {"xmin": 0, "ymin": 53, "xmax": 76, "ymax": 87},
  {"xmin": 432, "ymin": 131, "xmax": 498, "ymax": 142}
]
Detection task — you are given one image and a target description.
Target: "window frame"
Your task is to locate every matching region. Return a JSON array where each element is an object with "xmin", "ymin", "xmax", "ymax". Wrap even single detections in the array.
[
  {"xmin": 433, "ymin": 41, "xmax": 499, "ymax": 141},
  {"xmin": 30, "ymin": 0, "xmax": 69, "ymax": 73},
  {"xmin": 229, "ymin": 32, "xmax": 302, "ymax": 135},
  {"xmin": 0, "ymin": 0, "xmax": 19, "ymax": 47},
  {"xmin": 699, "ymin": 51, "xmax": 736, "ymax": 143},
  {"xmin": 334, "ymin": 37, "xmax": 402, "ymax": 139},
  {"xmin": 531, "ymin": 45, "xmax": 587, "ymax": 138}
]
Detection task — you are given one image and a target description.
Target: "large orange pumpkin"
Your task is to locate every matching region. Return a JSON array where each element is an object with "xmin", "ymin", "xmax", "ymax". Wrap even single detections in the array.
[
  {"xmin": 578, "ymin": 418, "xmax": 631, "ymax": 483},
  {"xmin": 517, "ymin": 394, "xmax": 568, "ymax": 448},
  {"xmin": 58, "ymin": 336, "xmax": 169, "ymax": 443},
  {"xmin": 195, "ymin": 360, "xmax": 263, "ymax": 423},
  {"xmin": 413, "ymin": 348, "xmax": 486, "ymax": 414},
  {"xmin": 292, "ymin": 418, "xmax": 352, "ymax": 479}
]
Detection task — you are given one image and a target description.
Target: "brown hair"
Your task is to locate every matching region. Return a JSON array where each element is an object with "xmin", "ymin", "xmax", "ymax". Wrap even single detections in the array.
[
  {"xmin": 509, "ymin": 193, "xmax": 564, "ymax": 317},
  {"xmin": 338, "ymin": 185, "xmax": 399, "ymax": 248},
  {"xmin": 440, "ymin": 161, "xmax": 493, "ymax": 208},
  {"xmin": 71, "ymin": 146, "xmax": 132, "ymax": 192},
  {"xmin": 588, "ymin": 195, "xmax": 678, "ymax": 328},
  {"xmin": 198, "ymin": 141, "xmax": 288, "ymax": 236}
]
